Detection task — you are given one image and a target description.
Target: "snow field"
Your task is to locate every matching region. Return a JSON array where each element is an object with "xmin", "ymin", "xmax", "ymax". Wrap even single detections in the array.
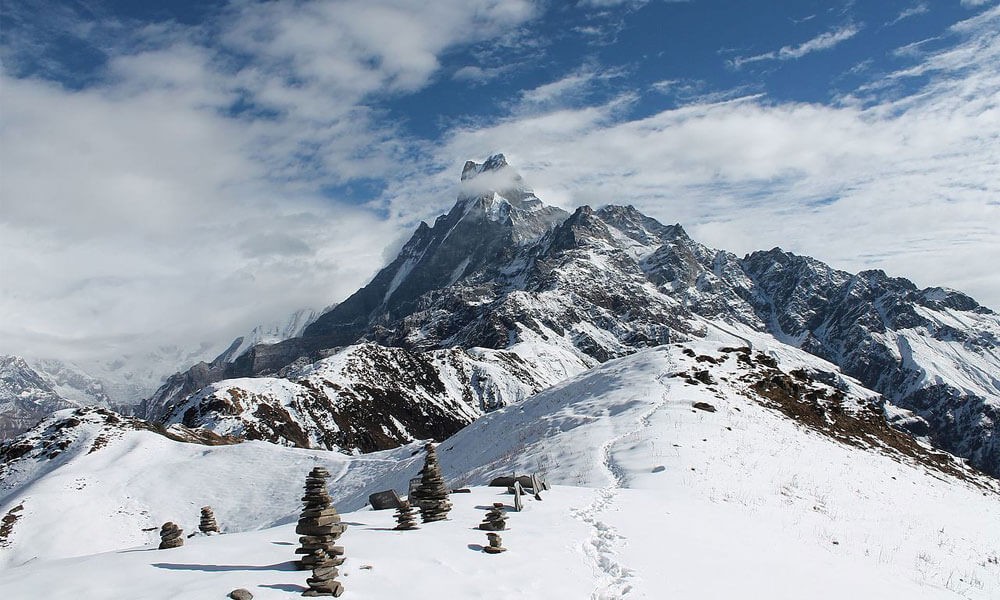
[{"xmin": 1, "ymin": 485, "xmax": 986, "ymax": 600}]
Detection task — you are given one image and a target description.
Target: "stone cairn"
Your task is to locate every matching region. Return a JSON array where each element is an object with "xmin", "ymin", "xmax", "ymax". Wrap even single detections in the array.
[
  {"xmin": 478, "ymin": 503, "xmax": 507, "ymax": 531},
  {"xmin": 158, "ymin": 522, "xmax": 184, "ymax": 549},
  {"xmin": 296, "ymin": 467, "xmax": 346, "ymax": 597},
  {"xmin": 199, "ymin": 506, "xmax": 219, "ymax": 534},
  {"xmin": 302, "ymin": 548, "xmax": 344, "ymax": 597},
  {"xmin": 483, "ymin": 532, "xmax": 506, "ymax": 554},
  {"xmin": 393, "ymin": 500, "xmax": 419, "ymax": 530},
  {"xmin": 413, "ymin": 442, "xmax": 452, "ymax": 523}
]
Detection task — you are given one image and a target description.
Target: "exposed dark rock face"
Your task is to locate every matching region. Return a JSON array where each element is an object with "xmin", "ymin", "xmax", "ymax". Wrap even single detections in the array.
[
  {"xmin": 304, "ymin": 153, "xmax": 568, "ymax": 345},
  {"xmin": 152, "ymin": 343, "xmax": 562, "ymax": 453}
]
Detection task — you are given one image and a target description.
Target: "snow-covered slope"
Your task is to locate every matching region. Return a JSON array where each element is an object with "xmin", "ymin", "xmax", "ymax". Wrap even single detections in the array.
[
  {"xmin": 0, "ymin": 406, "xmax": 411, "ymax": 569},
  {"xmin": 1, "ymin": 339, "xmax": 997, "ymax": 599},
  {"xmin": 347, "ymin": 338, "xmax": 1000, "ymax": 598}
]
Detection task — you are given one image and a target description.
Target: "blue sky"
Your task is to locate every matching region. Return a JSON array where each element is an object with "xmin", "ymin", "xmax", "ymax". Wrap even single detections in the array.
[{"xmin": 1, "ymin": 0, "xmax": 998, "ymax": 366}]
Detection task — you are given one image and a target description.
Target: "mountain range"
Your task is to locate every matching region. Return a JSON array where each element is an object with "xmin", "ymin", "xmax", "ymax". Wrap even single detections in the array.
[{"xmin": 131, "ymin": 154, "xmax": 998, "ymax": 477}]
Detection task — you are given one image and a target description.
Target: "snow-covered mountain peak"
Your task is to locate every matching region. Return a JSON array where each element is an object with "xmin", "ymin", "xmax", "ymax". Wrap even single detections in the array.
[
  {"xmin": 460, "ymin": 153, "xmax": 509, "ymax": 180},
  {"xmin": 455, "ymin": 154, "xmax": 555, "ymax": 226}
]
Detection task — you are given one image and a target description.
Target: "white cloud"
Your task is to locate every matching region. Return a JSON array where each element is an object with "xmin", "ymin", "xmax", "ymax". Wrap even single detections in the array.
[
  {"xmin": 517, "ymin": 66, "xmax": 628, "ymax": 111},
  {"xmin": 731, "ymin": 24, "xmax": 860, "ymax": 68},
  {"xmin": 888, "ymin": 3, "xmax": 930, "ymax": 26},
  {"xmin": 0, "ymin": 0, "xmax": 539, "ymax": 369}
]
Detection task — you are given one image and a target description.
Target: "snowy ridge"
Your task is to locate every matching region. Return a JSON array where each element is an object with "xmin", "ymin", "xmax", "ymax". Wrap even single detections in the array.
[
  {"xmin": 156, "ymin": 342, "xmax": 588, "ymax": 453},
  {"xmin": 372, "ymin": 339, "xmax": 999, "ymax": 598}
]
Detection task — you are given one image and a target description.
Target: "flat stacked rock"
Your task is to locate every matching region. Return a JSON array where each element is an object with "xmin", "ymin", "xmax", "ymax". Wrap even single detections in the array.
[
  {"xmin": 199, "ymin": 506, "xmax": 219, "ymax": 534},
  {"xmin": 478, "ymin": 503, "xmax": 507, "ymax": 531},
  {"xmin": 302, "ymin": 547, "xmax": 345, "ymax": 597},
  {"xmin": 295, "ymin": 467, "xmax": 346, "ymax": 577},
  {"xmin": 414, "ymin": 443, "xmax": 452, "ymax": 523},
  {"xmin": 158, "ymin": 522, "xmax": 183, "ymax": 549},
  {"xmin": 483, "ymin": 532, "xmax": 506, "ymax": 554},
  {"xmin": 393, "ymin": 500, "xmax": 419, "ymax": 530}
]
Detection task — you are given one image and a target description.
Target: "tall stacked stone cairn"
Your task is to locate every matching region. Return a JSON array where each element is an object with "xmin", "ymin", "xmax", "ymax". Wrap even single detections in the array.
[
  {"xmin": 199, "ymin": 506, "xmax": 220, "ymax": 534},
  {"xmin": 393, "ymin": 500, "xmax": 419, "ymax": 530},
  {"xmin": 295, "ymin": 467, "xmax": 346, "ymax": 597},
  {"xmin": 478, "ymin": 503, "xmax": 507, "ymax": 531},
  {"xmin": 413, "ymin": 442, "xmax": 452, "ymax": 523},
  {"xmin": 158, "ymin": 522, "xmax": 183, "ymax": 549}
]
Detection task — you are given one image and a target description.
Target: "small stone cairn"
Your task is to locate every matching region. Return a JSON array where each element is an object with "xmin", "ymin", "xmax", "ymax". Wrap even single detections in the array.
[
  {"xmin": 483, "ymin": 532, "xmax": 506, "ymax": 554},
  {"xmin": 478, "ymin": 503, "xmax": 507, "ymax": 531},
  {"xmin": 413, "ymin": 442, "xmax": 452, "ymax": 523},
  {"xmin": 393, "ymin": 500, "xmax": 419, "ymax": 530},
  {"xmin": 199, "ymin": 506, "xmax": 219, "ymax": 534},
  {"xmin": 158, "ymin": 521, "xmax": 183, "ymax": 549},
  {"xmin": 295, "ymin": 467, "xmax": 346, "ymax": 596}
]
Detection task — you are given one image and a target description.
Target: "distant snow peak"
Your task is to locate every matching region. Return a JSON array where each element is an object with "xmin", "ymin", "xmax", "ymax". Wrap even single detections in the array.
[{"xmin": 215, "ymin": 307, "xmax": 319, "ymax": 364}]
